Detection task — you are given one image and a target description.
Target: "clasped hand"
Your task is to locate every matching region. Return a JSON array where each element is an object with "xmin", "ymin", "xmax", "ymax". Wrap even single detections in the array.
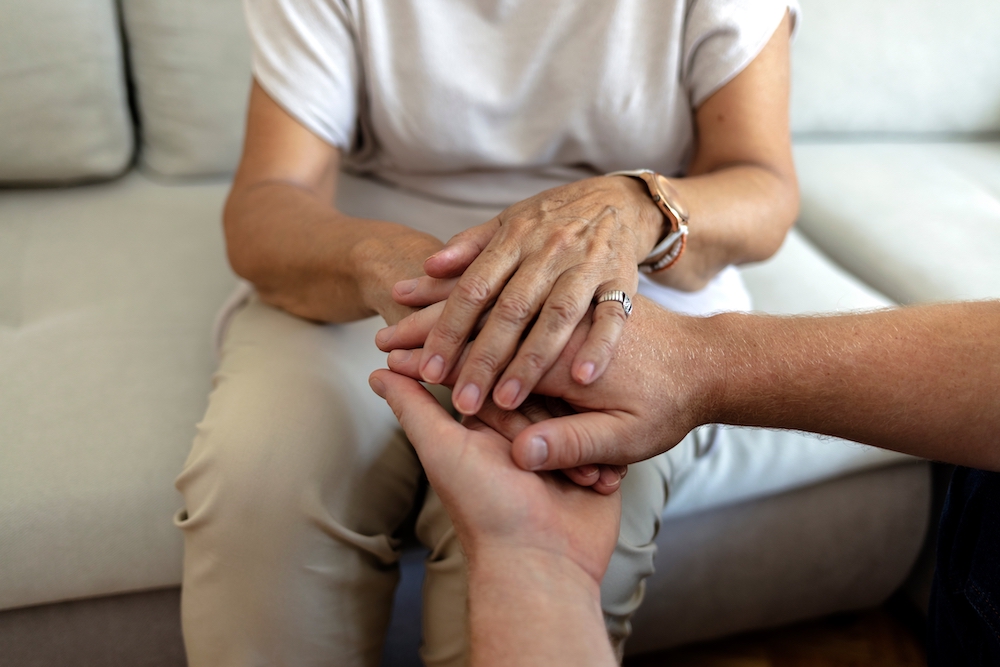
[
  {"xmin": 383, "ymin": 176, "xmax": 660, "ymax": 417},
  {"xmin": 368, "ymin": 368, "xmax": 621, "ymax": 587},
  {"xmin": 381, "ymin": 294, "xmax": 706, "ymax": 484}
]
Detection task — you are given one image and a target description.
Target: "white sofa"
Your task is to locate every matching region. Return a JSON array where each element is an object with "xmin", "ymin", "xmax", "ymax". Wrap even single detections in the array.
[{"xmin": 2, "ymin": 1, "xmax": 997, "ymax": 664}]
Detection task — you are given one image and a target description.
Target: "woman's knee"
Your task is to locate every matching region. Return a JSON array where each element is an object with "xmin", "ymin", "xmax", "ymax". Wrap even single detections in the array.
[
  {"xmin": 601, "ymin": 460, "xmax": 668, "ymax": 618},
  {"xmin": 176, "ymin": 361, "xmax": 419, "ymax": 559}
]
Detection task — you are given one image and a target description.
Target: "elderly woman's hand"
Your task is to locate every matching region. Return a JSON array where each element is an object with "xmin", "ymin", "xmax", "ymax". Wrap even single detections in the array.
[
  {"xmin": 384, "ymin": 296, "xmax": 707, "ymax": 473},
  {"xmin": 391, "ymin": 176, "xmax": 663, "ymax": 416}
]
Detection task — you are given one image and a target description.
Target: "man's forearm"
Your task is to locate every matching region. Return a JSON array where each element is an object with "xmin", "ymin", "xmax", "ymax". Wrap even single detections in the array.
[
  {"xmin": 468, "ymin": 549, "xmax": 616, "ymax": 667},
  {"xmin": 224, "ymin": 180, "xmax": 443, "ymax": 324},
  {"xmin": 701, "ymin": 301, "xmax": 1000, "ymax": 470}
]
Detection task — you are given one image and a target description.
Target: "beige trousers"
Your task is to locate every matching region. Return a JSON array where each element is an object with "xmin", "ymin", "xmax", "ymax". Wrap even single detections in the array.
[{"xmin": 175, "ymin": 296, "xmax": 665, "ymax": 667}]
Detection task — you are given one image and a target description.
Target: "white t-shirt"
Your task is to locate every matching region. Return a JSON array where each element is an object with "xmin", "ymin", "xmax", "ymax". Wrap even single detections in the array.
[{"xmin": 244, "ymin": 0, "xmax": 798, "ymax": 315}]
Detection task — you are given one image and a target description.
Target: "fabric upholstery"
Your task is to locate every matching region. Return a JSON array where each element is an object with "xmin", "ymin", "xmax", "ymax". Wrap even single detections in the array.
[
  {"xmin": 0, "ymin": 462, "xmax": 928, "ymax": 666},
  {"xmin": 0, "ymin": 174, "xmax": 237, "ymax": 611},
  {"xmin": 793, "ymin": 141, "xmax": 1000, "ymax": 304},
  {"xmin": 740, "ymin": 226, "xmax": 895, "ymax": 314},
  {"xmin": 119, "ymin": 0, "xmax": 252, "ymax": 177},
  {"xmin": 0, "ymin": 589, "xmax": 186, "ymax": 667},
  {"xmin": 629, "ymin": 462, "xmax": 930, "ymax": 654},
  {"xmin": 790, "ymin": 0, "xmax": 1000, "ymax": 134},
  {"xmin": 0, "ymin": 0, "xmax": 132, "ymax": 183}
]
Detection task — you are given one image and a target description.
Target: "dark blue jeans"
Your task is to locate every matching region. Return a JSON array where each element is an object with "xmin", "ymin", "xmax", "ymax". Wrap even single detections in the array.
[{"xmin": 929, "ymin": 467, "xmax": 1000, "ymax": 666}]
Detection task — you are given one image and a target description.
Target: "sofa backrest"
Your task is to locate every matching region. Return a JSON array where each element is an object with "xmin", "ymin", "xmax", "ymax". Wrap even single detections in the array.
[
  {"xmin": 95, "ymin": 0, "xmax": 1000, "ymax": 177},
  {"xmin": 118, "ymin": 0, "xmax": 252, "ymax": 178},
  {"xmin": 791, "ymin": 0, "xmax": 1000, "ymax": 136},
  {"xmin": 2, "ymin": 0, "xmax": 997, "ymax": 186},
  {"xmin": 0, "ymin": 0, "xmax": 133, "ymax": 183}
]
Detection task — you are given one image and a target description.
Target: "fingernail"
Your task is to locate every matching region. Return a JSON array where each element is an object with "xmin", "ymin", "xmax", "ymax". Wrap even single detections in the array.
[
  {"xmin": 577, "ymin": 362, "xmax": 595, "ymax": 384},
  {"xmin": 422, "ymin": 355, "xmax": 445, "ymax": 382},
  {"xmin": 375, "ymin": 325, "xmax": 397, "ymax": 345},
  {"xmin": 369, "ymin": 376, "xmax": 386, "ymax": 398},
  {"xmin": 600, "ymin": 467, "xmax": 622, "ymax": 487},
  {"xmin": 578, "ymin": 464, "xmax": 599, "ymax": 478},
  {"xmin": 455, "ymin": 383, "xmax": 480, "ymax": 414},
  {"xmin": 524, "ymin": 436, "xmax": 548, "ymax": 470},
  {"xmin": 388, "ymin": 349, "xmax": 412, "ymax": 365},
  {"xmin": 495, "ymin": 378, "xmax": 521, "ymax": 407},
  {"xmin": 395, "ymin": 279, "xmax": 418, "ymax": 295}
]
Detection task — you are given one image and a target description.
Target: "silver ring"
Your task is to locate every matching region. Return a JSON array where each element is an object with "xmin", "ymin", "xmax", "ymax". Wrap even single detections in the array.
[{"xmin": 595, "ymin": 290, "xmax": 633, "ymax": 318}]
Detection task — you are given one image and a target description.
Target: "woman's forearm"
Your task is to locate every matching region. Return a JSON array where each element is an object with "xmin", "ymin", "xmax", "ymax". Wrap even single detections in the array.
[
  {"xmin": 224, "ymin": 180, "xmax": 443, "ymax": 324},
  {"xmin": 645, "ymin": 10, "xmax": 798, "ymax": 291},
  {"xmin": 659, "ymin": 163, "xmax": 798, "ymax": 291}
]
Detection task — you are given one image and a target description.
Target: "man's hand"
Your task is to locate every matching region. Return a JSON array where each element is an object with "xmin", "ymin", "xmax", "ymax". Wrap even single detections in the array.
[
  {"xmin": 474, "ymin": 396, "xmax": 629, "ymax": 495},
  {"xmin": 377, "ymin": 300, "xmax": 631, "ymax": 494},
  {"xmin": 367, "ymin": 369, "xmax": 621, "ymax": 584},
  {"xmin": 367, "ymin": 368, "xmax": 624, "ymax": 667},
  {"xmin": 384, "ymin": 295, "xmax": 714, "ymax": 472},
  {"xmin": 391, "ymin": 297, "xmax": 1000, "ymax": 479}
]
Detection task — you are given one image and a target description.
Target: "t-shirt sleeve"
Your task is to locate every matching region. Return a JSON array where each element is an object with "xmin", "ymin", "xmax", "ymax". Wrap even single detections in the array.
[
  {"xmin": 243, "ymin": 0, "xmax": 360, "ymax": 149},
  {"xmin": 682, "ymin": 0, "xmax": 800, "ymax": 108}
]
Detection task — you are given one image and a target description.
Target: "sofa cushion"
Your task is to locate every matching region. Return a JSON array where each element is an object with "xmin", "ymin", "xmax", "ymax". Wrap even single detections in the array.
[
  {"xmin": 791, "ymin": 0, "xmax": 1000, "ymax": 134},
  {"xmin": 740, "ymin": 226, "xmax": 895, "ymax": 315},
  {"xmin": 119, "ymin": 0, "xmax": 252, "ymax": 178},
  {"xmin": 0, "ymin": 0, "xmax": 132, "ymax": 183},
  {"xmin": 793, "ymin": 141, "xmax": 1000, "ymax": 304},
  {"xmin": 0, "ymin": 174, "xmax": 237, "ymax": 611}
]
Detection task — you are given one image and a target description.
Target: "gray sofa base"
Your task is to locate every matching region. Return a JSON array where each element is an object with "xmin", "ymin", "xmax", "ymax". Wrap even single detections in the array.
[
  {"xmin": 0, "ymin": 588, "xmax": 185, "ymax": 667},
  {"xmin": 629, "ymin": 461, "xmax": 930, "ymax": 654},
  {"xmin": 0, "ymin": 462, "xmax": 929, "ymax": 666}
]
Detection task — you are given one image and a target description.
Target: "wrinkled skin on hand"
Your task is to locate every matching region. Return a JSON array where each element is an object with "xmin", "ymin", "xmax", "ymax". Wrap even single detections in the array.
[
  {"xmin": 391, "ymin": 176, "xmax": 661, "ymax": 417},
  {"xmin": 384, "ymin": 295, "xmax": 708, "ymax": 475}
]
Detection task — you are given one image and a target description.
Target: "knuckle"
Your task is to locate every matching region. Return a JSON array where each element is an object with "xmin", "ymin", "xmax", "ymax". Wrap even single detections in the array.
[
  {"xmin": 431, "ymin": 319, "xmax": 467, "ymax": 349},
  {"xmin": 454, "ymin": 274, "xmax": 493, "ymax": 308},
  {"xmin": 518, "ymin": 348, "xmax": 550, "ymax": 375},
  {"xmin": 544, "ymin": 294, "xmax": 583, "ymax": 332},
  {"xmin": 573, "ymin": 427, "xmax": 598, "ymax": 462},
  {"xmin": 468, "ymin": 345, "xmax": 507, "ymax": 377},
  {"xmin": 494, "ymin": 292, "xmax": 535, "ymax": 326},
  {"xmin": 493, "ymin": 407, "xmax": 517, "ymax": 428},
  {"xmin": 559, "ymin": 428, "xmax": 588, "ymax": 466}
]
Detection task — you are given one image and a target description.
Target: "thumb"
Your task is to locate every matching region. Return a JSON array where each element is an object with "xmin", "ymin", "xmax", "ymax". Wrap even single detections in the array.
[
  {"xmin": 424, "ymin": 217, "xmax": 501, "ymax": 278},
  {"xmin": 510, "ymin": 411, "xmax": 628, "ymax": 471},
  {"xmin": 369, "ymin": 368, "xmax": 463, "ymax": 469}
]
